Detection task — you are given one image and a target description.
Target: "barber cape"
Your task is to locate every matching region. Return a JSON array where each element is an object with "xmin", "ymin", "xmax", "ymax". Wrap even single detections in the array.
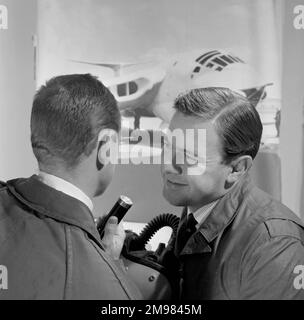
[{"xmin": 0, "ymin": 175, "xmax": 142, "ymax": 300}]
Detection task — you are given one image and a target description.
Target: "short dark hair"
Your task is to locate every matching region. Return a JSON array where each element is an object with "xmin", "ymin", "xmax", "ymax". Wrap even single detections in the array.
[
  {"xmin": 174, "ymin": 87, "xmax": 263, "ymax": 163},
  {"xmin": 31, "ymin": 74, "xmax": 121, "ymax": 168}
]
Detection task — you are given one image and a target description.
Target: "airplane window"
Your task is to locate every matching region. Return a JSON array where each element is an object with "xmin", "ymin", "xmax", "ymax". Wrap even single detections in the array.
[
  {"xmin": 117, "ymin": 83, "xmax": 127, "ymax": 97},
  {"xmin": 193, "ymin": 66, "xmax": 201, "ymax": 73},
  {"xmin": 129, "ymin": 81, "xmax": 138, "ymax": 95}
]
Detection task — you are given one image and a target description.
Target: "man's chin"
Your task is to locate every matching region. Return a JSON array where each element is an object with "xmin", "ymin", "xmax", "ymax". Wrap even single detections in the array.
[{"xmin": 163, "ymin": 189, "xmax": 186, "ymax": 207}]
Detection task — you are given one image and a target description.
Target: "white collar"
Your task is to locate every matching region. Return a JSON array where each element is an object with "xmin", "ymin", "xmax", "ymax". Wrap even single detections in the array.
[
  {"xmin": 38, "ymin": 171, "xmax": 94, "ymax": 212},
  {"xmin": 188, "ymin": 199, "xmax": 219, "ymax": 229}
]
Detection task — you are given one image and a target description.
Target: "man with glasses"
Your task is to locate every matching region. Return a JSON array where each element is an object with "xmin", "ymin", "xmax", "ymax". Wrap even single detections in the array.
[{"xmin": 161, "ymin": 87, "xmax": 304, "ymax": 299}]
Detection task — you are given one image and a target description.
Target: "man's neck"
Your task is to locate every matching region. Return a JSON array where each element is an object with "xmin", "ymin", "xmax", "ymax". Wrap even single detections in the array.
[
  {"xmin": 189, "ymin": 196, "xmax": 221, "ymax": 214},
  {"xmin": 38, "ymin": 170, "xmax": 94, "ymax": 212},
  {"xmin": 39, "ymin": 165, "xmax": 94, "ymax": 196}
]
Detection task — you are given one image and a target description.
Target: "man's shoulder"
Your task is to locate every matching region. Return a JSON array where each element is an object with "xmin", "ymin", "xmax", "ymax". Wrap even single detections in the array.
[
  {"xmin": 0, "ymin": 181, "xmax": 66, "ymax": 247},
  {"xmin": 245, "ymin": 185, "xmax": 303, "ymax": 227},
  {"xmin": 233, "ymin": 184, "xmax": 304, "ymax": 247},
  {"xmin": 263, "ymin": 218, "xmax": 304, "ymax": 243},
  {"xmin": 0, "ymin": 182, "xmax": 16, "ymax": 221},
  {"xmin": 0, "ymin": 179, "xmax": 27, "ymax": 219},
  {"xmin": 0, "ymin": 180, "xmax": 6, "ymax": 188}
]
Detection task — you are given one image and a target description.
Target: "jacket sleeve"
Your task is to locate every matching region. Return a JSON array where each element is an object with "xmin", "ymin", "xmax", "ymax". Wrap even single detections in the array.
[{"xmin": 240, "ymin": 233, "xmax": 304, "ymax": 300}]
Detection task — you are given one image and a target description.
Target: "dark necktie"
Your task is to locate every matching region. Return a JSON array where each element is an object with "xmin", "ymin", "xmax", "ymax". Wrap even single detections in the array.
[
  {"xmin": 177, "ymin": 213, "xmax": 198, "ymax": 252},
  {"xmin": 186, "ymin": 213, "xmax": 197, "ymax": 237}
]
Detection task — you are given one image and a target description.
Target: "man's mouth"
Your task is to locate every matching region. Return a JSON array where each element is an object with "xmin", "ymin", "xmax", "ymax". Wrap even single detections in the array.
[{"xmin": 166, "ymin": 179, "xmax": 188, "ymax": 187}]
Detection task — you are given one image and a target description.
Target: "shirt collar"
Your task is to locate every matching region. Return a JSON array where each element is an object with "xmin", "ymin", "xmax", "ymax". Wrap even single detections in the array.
[
  {"xmin": 187, "ymin": 199, "xmax": 219, "ymax": 229},
  {"xmin": 38, "ymin": 171, "xmax": 94, "ymax": 212}
]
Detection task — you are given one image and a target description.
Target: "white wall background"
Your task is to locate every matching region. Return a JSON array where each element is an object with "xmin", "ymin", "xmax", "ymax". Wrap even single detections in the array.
[{"xmin": 0, "ymin": 0, "xmax": 37, "ymax": 180}]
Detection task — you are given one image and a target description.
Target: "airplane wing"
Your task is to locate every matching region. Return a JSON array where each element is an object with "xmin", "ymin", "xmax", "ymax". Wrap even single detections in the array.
[
  {"xmin": 69, "ymin": 60, "xmax": 155, "ymax": 73},
  {"xmin": 69, "ymin": 60, "xmax": 138, "ymax": 68}
]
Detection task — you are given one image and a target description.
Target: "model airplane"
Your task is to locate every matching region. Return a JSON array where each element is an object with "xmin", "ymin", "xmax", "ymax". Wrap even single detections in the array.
[{"xmin": 71, "ymin": 50, "xmax": 272, "ymax": 128}]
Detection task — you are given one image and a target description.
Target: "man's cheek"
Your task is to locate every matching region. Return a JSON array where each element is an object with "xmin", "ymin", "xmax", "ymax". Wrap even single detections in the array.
[{"xmin": 186, "ymin": 163, "xmax": 207, "ymax": 176}]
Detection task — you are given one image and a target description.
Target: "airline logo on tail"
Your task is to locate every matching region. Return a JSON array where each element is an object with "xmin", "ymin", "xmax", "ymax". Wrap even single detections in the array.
[{"xmin": 191, "ymin": 50, "xmax": 244, "ymax": 77}]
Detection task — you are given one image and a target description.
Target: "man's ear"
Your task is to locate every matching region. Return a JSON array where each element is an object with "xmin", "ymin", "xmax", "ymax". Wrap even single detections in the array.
[
  {"xmin": 96, "ymin": 129, "xmax": 119, "ymax": 171},
  {"xmin": 226, "ymin": 155, "xmax": 253, "ymax": 184},
  {"xmin": 96, "ymin": 140, "xmax": 105, "ymax": 171}
]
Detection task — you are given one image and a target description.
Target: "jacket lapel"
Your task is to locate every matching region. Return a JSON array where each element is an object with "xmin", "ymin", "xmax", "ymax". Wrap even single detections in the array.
[{"xmin": 175, "ymin": 208, "xmax": 212, "ymax": 257}]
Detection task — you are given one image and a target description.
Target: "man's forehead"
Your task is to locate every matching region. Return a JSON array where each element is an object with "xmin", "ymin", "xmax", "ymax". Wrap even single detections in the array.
[
  {"xmin": 169, "ymin": 112, "xmax": 215, "ymax": 133},
  {"xmin": 168, "ymin": 112, "xmax": 222, "ymax": 154}
]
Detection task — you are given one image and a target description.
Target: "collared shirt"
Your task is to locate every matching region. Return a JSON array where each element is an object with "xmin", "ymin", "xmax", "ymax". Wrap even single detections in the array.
[
  {"xmin": 38, "ymin": 171, "xmax": 94, "ymax": 212},
  {"xmin": 187, "ymin": 199, "xmax": 219, "ymax": 229}
]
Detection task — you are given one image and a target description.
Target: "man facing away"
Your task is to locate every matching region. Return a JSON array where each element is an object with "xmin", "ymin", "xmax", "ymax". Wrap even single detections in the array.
[
  {"xmin": 161, "ymin": 87, "xmax": 304, "ymax": 299},
  {"xmin": 0, "ymin": 74, "xmax": 141, "ymax": 299}
]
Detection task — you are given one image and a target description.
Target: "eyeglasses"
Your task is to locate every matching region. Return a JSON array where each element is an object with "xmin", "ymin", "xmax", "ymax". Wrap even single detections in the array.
[{"xmin": 162, "ymin": 134, "xmax": 206, "ymax": 167}]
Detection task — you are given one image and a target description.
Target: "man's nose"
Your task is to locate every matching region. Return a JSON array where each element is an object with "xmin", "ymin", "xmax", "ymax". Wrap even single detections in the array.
[{"xmin": 161, "ymin": 151, "xmax": 183, "ymax": 175}]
